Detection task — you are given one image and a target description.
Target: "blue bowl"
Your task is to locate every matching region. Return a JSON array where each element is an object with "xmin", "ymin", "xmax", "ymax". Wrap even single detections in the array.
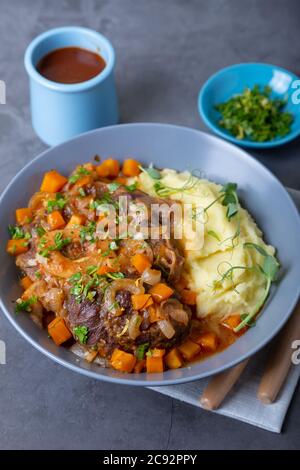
[
  {"xmin": 198, "ymin": 63, "xmax": 300, "ymax": 148},
  {"xmin": 0, "ymin": 124, "xmax": 299, "ymax": 386},
  {"xmin": 24, "ymin": 27, "xmax": 119, "ymax": 146}
]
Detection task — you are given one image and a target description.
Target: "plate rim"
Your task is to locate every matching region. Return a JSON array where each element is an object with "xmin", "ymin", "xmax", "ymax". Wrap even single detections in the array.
[{"xmin": 1, "ymin": 122, "xmax": 300, "ymax": 386}]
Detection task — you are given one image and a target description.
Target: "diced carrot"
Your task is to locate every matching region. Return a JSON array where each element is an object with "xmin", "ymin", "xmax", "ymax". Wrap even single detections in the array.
[
  {"xmin": 122, "ymin": 159, "xmax": 141, "ymax": 177},
  {"xmin": 115, "ymin": 176, "xmax": 128, "ymax": 185},
  {"xmin": 181, "ymin": 289, "xmax": 197, "ymax": 305},
  {"xmin": 152, "ymin": 348, "xmax": 165, "ymax": 357},
  {"xmin": 96, "ymin": 159, "xmax": 120, "ymax": 178},
  {"xmin": 47, "ymin": 211, "xmax": 66, "ymax": 230},
  {"xmin": 48, "ymin": 317, "xmax": 72, "ymax": 346},
  {"xmin": 146, "ymin": 355, "xmax": 164, "ymax": 373},
  {"xmin": 82, "ymin": 163, "xmax": 95, "ymax": 172},
  {"xmin": 95, "ymin": 163, "xmax": 109, "ymax": 178},
  {"xmin": 40, "ymin": 170, "xmax": 67, "ymax": 193},
  {"xmin": 6, "ymin": 239, "xmax": 29, "ymax": 256},
  {"xmin": 97, "ymin": 264, "xmax": 116, "ymax": 275},
  {"xmin": 149, "ymin": 283, "xmax": 174, "ymax": 303},
  {"xmin": 178, "ymin": 339, "xmax": 201, "ymax": 360},
  {"xmin": 222, "ymin": 314, "xmax": 242, "ymax": 330},
  {"xmin": 131, "ymin": 293, "xmax": 153, "ymax": 311},
  {"xmin": 165, "ymin": 348, "xmax": 183, "ymax": 369},
  {"xmin": 194, "ymin": 332, "xmax": 218, "ymax": 352},
  {"xmin": 74, "ymin": 175, "xmax": 91, "ymax": 188},
  {"xmin": 131, "ymin": 253, "xmax": 151, "ymax": 273},
  {"xmin": 15, "ymin": 208, "xmax": 33, "ymax": 225},
  {"xmin": 20, "ymin": 276, "xmax": 33, "ymax": 290},
  {"xmin": 134, "ymin": 359, "xmax": 146, "ymax": 373},
  {"xmin": 149, "ymin": 305, "xmax": 164, "ymax": 323},
  {"xmin": 66, "ymin": 214, "xmax": 85, "ymax": 227},
  {"xmin": 111, "ymin": 348, "xmax": 136, "ymax": 373}
]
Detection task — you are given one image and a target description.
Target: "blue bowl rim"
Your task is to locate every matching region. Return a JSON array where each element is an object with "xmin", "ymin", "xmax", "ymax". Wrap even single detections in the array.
[
  {"xmin": 198, "ymin": 62, "xmax": 300, "ymax": 148},
  {"xmin": 0, "ymin": 122, "xmax": 299, "ymax": 386},
  {"xmin": 24, "ymin": 26, "xmax": 116, "ymax": 93}
]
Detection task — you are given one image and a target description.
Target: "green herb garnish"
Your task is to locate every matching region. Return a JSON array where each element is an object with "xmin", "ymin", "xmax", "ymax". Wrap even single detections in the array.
[
  {"xmin": 106, "ymin": 272, "xmax": 125, "ymax": 280},
  {"xmin": 80, "ymin": 221, "xmax": 97, "ymax": 243},
  {"xmin": 73, "ymin": 325, "xmax": 89, "ymax": 344},
  {"xmin": 226, "ymin": 243, "xmax": 280, "ymax": 333},
  {"xmin": 216, "ymin": 85, "xmax": 293, "ymax": 142},
  {"xmin": 8, "ymin": 225, "xmax": 29, "ymax": 239},
  {"xmin": 207, "ymin": 230, "xmax": 221, "ymax": 242},
  {"xmin": 69, "ymin": 167, "xmax": 90, "ymax": 184},
  {"xmin": 108, "ymin": 300, "xmax": 120, "ymax": 311},
  {"xmin": 140, "ymin": 165, "xmax": 161, "ymax": 180},
  {"xmin": 86, "ymin": 265, "xmax": 98, "ymax": 276},
  {"xmin": 36, "ymin": 226, "xmax": 46, "ymax": 237},
  {"xmin": 108, "ymin": 182, "xmax": 121, "ymax": 193},
  {"xmin": 39, "ymin": 233, "xmax": 71, "ymax": 257},
  {"xmin": 15, "ymin": 295, "xmax": 38, "ymax": 313},
  {"xmin": 109, "ymin": 240, "xmax": 118, "ymax": 251},
  {"xmin": 125, "ymin": 182, "xmax": 138, "ymax": 192},
  {"xmin": 136, "ymin": 343, "xmax": 149, "ymax": 360},
  {"xmin": 78, "ymin": 188, "xmax": 86, "ymax": 197},
  {"xmin": 47, "ymin": 193, "xmax": 67, "ymax": 213}
]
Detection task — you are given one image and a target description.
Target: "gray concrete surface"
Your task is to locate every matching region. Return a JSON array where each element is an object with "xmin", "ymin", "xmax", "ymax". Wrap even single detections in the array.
[{"xmin": 0, "ymin": 0, "xmax": 299, "ymax": 450}]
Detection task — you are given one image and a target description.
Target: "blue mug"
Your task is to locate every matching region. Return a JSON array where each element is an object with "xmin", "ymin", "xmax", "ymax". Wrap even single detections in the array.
[{"xmin": 24, "ymin": 26, "xmax": 119, "ymax": 146}]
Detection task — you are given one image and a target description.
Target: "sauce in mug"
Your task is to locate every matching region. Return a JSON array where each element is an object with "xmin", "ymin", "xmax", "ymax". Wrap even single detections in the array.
[{"xmin": 37, "ymin": 47, "xmax": 106, "ymax": 84}]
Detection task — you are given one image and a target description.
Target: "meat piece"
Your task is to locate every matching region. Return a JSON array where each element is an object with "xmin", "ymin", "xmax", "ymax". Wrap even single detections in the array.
[
  {"xmin": 151, "ymin": 239, "xmax": 184, "ymax": 282},
  {"xmin": 62, "ymin": 241, "xmax": 85, "ymax": 260},
  {"xmin": 66, "ymin": 295, "xmax": 105, "ymax": 346},
  {"xmin": 115, "ymin": 290, "xmax": 133, "ymax": 315},
  {"xmin": 16, "ymin": 246, "xmax": 38, "ymax": 280}
]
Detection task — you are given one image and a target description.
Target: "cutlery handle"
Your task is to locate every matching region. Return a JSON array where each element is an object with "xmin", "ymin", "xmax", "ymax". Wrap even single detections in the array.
[
  {"xmin": 257, "ymin": 301, "xmax": 300, "ymax": 404},
  {"xmin": 200, "ymin": 359, "xmax": 249, "ymax": 410}
]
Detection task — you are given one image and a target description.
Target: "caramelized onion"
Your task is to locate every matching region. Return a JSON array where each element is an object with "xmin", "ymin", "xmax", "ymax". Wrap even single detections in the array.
[
  {"xmin": 141, "ymin": 267, "xmax": 161, "ymax": 286},
  {"xmin": 160, "ymin": 299, "xmax": 189, "ymax": 325},
  {"xmin": 104, "ymin": 279, "xmax": 144, "ymax": 316},
  {"xmin": 128, "ymin": 313, "xmax": 142, "ymax": 340},
  {"xmin": 158, "ymin": 319, "xmax": 176, "ymax": 339}
]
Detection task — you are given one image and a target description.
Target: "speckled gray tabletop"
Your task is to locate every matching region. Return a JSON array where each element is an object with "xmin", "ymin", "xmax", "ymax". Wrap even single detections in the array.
[{"xmin": 0, "ymin": 0, "xmax": 299, "ymax": 450}]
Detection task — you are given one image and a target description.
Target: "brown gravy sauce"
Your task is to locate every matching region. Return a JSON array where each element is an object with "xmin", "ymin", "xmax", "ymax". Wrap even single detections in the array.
[{"xmin": 37, "ymin": 46, "xmax": 106, "ymax": 84}]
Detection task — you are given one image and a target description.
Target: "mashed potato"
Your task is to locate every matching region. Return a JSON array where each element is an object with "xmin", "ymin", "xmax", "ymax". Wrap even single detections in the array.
[{"xmin": 138, "ymin": 169, "xmax": 275, "ymax": 319}]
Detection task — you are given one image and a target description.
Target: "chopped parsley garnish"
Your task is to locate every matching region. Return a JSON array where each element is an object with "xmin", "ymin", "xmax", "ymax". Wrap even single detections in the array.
[
  {"xmin": 36, "ymin": 226, "xmax": 46, "ymax": 237},
  {"xmin": 125, "ymin": 182, "xmax": 138, "ymax": 192},
  {"xmin": 38, "ymin": 232, "xmax": 71, "ymax": 257},
  {"xmin": 15, "ymin": 295, "xmax": 38, "ymax": 313},
  {"xmin": 108, "ymin": 300, "xmax": 120, "ymax": 311},
  {"xmin": 109, "ymin": 240, "xmax": 118, "ymax": 251},
  {"xmin": 69, "ymin": 272, "xmax": 82, "ymax": 283},
  {"xmin": 78, "ymin": 187, "xmax": 86, "ymax": 197},
  {"xmin": 47, "ymin": 193, "xmax": 67, "ymax": 213},
  {"xmin": 216, "ymin": 85, "xmax": 293, "ymax": 142},
  {"xmin": 86, "ymin": 265, "xmax": 98, "ymax": 276},
  {"xmin": 69, "ymin": 270, "xmax": 108, "ymax": 304},
  {"xmin": 140, "ymin": 165, "xmax": 161, "ymax": 180},
  {"xmin": 69, "ymin": 167, "xmax": 90, "ymax": 185},
  {"xmin": 106, "ymin": 272, "xmax": 125, "ymax": 280},
  {"xmin": 8, "ymin": 225, "xmax": 30, "ymax": 240},
  {"xmin": 136, "ymin": 343, "xmax": 149, "ymax": 360},
  {"xmin": 73, "ymin": 325, "xmax": 89, "ymax": 344},
  {"xmin": 107, "ymin": 182, "xmax": 121, "ymax": 193},
  {"xmin": 80, "ymin": 221, "xmax": 97, "ymax": 243}
]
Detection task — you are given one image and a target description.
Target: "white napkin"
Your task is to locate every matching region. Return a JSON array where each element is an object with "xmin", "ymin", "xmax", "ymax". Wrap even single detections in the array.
[{"xmin": 150, "ymin": 188, "xmax": 300, "ymax": 433}]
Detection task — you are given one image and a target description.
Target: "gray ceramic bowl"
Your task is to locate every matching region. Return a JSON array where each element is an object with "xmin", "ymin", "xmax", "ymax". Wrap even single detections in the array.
[{"xmin": 1, "ymin": 123, "xmax": 299, "ymax": 386}]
